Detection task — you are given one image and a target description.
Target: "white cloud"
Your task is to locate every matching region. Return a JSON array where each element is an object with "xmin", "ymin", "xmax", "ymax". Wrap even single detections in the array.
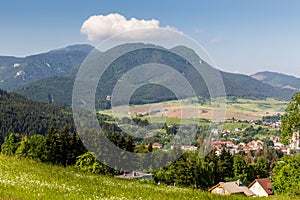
[{"xmin": 80, "ymin": 13, "xmax": 178, "ymax": 41}]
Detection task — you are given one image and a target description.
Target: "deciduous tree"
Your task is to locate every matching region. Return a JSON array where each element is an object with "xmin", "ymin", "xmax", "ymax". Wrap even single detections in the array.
[{"xmin": 281, "ymin": 92, "xmax": 300, "ymax": 144}]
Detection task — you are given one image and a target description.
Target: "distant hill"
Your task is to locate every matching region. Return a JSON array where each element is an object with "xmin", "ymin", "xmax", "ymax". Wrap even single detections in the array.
[
  {"xmin": 14, "ymin": 44, "xmax": 295, "ymax": 108},
  {"xmin": 0, "ymin": 89, "xmax": 74, "ymax": 143},
  {"xmin": 252, "ymin": 71, "xmax": 300, "ymax": 91},
  {"xmin": 0, "ymin": 44, "xmax": 94, "ymax": 91},
  {"xmin": 221, "ymin": 71, "xmax": 294, "ymax": 100}
]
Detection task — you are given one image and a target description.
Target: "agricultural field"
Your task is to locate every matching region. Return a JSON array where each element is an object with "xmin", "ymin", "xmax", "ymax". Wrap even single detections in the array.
[
  {"xmin": 0, "ymin": 155, "xmax": 294, "ymax": 200},
  {"xmin": 100, "ymin": 97, "xmax": 287, "ymax": 122}
]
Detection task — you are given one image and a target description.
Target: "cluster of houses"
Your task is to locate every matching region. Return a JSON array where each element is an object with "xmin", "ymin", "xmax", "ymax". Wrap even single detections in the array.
[
  {"xmin": 116, "ymin": 170, "xmax": 274, "ymax": 197},
  {"xmin": 213, "ymin": 132, "xmax": 300, "ymax": 156},
  {"xmin": 115, "ymin": 118, "xmax": 295, "ymax": 197},
  {"xmin": 151, "ymin": 131, "xmax": 300, "ymax": 156},
  {"xmin": 152, "ymin": 143, "xmax": 199, "ymax": 151},
  {"xmin": 209, "ymin": 178, "xmax": 274, "ymax": 197},
  {"xmin": 213, "ymin": 139, "xmax": 274, "ymax": 156},
  {"xmin": 249, "ymin": 120, "xmax": 281, "ymax": 129},
  {"xmin": 153, "ymin": 132, "xmax": 299, "ymax": 151}
]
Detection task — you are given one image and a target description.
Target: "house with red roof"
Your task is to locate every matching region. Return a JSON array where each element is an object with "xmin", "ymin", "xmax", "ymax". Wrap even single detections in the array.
[
  {"xmin": 248, "ymin": 178, "xmax": 274, "ymax": 197},
  {"xmin": 152, "ymin": 143, "xmax": 163, "ymax": 149}
]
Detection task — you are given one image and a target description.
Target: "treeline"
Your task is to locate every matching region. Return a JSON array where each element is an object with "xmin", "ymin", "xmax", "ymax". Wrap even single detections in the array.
[
  {"xmin": 1, "ymin": 126, "xmax": 86, "ymax": 166},
  {"xmin": 262, "ymin": 114, "xmax": 281, "ymax": 123},
  {"xmin": 0, "ymin": 89, "xmax": 75, "ymax": 143},
  {"xmin": 154, "ymin": 148, "xmax": 270, "ymax": 189},
  {"xmin": 0, "ymin": 125, "xmax": 136, "ymax": 168}
]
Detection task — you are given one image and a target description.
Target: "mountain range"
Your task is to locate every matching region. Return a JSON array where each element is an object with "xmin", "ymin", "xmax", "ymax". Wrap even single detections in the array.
[
  {"xmin": 251, "ymin": 71, "xmax": 300, "ymax": 91},
  {"xmin": 0, "ymin": 44, "xmax": 296, "ymax": 109},
  {"xmin": 0, "ymin": 44, "xmax": 93, "ymax": 91}
]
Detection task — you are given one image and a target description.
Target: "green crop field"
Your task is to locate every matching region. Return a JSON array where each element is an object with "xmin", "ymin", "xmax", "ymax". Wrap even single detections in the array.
[
  {"xmin": 218, "ymin": 122, "xmax": 250, "ymax": 131},
  {"xmin": 100, "ymin": 97, "xmax": 287, "ymax": 122},
  {"xmin": 0, "ymin": 155, "xmax": 295, "ymax": 200}
]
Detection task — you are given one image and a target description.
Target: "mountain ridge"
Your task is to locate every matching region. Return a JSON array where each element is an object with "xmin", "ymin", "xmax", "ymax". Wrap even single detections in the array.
[
  {"xmin": 0, "ymin": 44, "xmax": 94, "ymax": 91},
  {"xmin": 12, "ymin": 43, "xmax": 295, "ymax": 108},
  {"xmin": 251, "ymin": 71, "xmax": 300, "ymax": 91}
]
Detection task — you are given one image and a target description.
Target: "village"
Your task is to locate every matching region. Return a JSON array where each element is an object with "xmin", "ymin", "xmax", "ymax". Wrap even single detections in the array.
[
  {"xmin": 151, "ymin": 117, "xmax": 300, "ymax": 156},
  {"xmin": 139, "ymin": 117, "xmax": 300, "ymax": 197}
]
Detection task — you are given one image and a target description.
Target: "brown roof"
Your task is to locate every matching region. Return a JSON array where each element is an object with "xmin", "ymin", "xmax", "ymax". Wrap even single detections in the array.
[
  {"xmin": 248, "ymin": 178, "xmax": 274, "ymax": 195},
  {"xmin": 209, "ymin": 181, "xmax": 254, "ymax": 196}
]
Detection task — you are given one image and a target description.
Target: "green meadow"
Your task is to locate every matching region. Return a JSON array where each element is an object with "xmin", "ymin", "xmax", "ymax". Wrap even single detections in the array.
[{"xmin": 0, "ymin": 155, "xmax": 295, "ymax": 200}]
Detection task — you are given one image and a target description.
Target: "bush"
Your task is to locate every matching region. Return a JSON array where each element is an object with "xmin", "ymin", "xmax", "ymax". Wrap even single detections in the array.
[
  {"xmin": 272, "ymin": 154, "xmax": 300, "ymax": 196},
  {"xmin": 75, "ymin": 152, "xmax": 116, "ymax": 175},
  {"xmin": 1, "ymin": 133, "xmax": 20, "ymax": 155}
]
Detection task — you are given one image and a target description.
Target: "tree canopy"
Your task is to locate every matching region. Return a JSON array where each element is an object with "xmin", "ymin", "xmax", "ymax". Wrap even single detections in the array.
[
  {"xmin": 281, "ymin": 92, "xmax": 300, "ymax": 144},
  {"xmin": 272, "ymin": 154, "xmax": 300, "ymax": 196}
]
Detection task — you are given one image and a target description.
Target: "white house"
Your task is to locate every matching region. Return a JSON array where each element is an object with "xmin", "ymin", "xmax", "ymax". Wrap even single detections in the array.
[
  {"xmin": 115, "ymin": 171, "xmax": 153, "ymax": 181},
  {"xmin": 181, "ymin": 146, "xmax": 198, "ymax": 151},
  {"xmin": 248, "ymin": 178, "xmax": 274, "ymax": 197}
]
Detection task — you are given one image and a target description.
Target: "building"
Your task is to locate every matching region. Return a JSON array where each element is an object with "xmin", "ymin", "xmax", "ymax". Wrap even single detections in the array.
[
  {"xmin": 214, "ymin": 141, "xmax": 234, "ymax": 148},
  {"xmin": 115, "ymin": 171, "xmax": 153, "ymax": 181},
  {"xmin": 290, "ymin": 132, "xmax": 300, "ymax": 150},
  {"xmin": 152, "ymin": 143, "xmax": 163, "ymax": 149},
  {"xmin": 248, "ymin": 140, "xmax": 264, "ymax": 149},
  {"xmin": 248, "ymin": 178, "xmax": 274, "ymax": 197},
  {"xmin": 181, "ymin": 146, "xmax": 198, "ymax": 151},
  {"xmin": 170, "ymin": 145, "xmax": 198, "ymax": 151},
  {"xmin": 209, "ymin": 180, "xmax": 254, "ymax": 196}
]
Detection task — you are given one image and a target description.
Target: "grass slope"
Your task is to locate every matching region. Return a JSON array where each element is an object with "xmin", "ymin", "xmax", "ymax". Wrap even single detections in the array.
[{"xmin": 0, "ymin": 155, "xmax": 291, "ymax": 200}]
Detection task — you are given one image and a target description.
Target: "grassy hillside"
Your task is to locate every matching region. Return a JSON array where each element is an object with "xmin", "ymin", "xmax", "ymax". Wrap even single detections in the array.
[{"xmin": 0, "ymin": 155, "xmax": 292, "ymax": 200}]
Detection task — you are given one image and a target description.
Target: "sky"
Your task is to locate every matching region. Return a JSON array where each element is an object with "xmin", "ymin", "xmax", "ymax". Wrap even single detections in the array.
[{"xmin": 1, "ymin": 0, "xmax": 300, "ymax": 76}]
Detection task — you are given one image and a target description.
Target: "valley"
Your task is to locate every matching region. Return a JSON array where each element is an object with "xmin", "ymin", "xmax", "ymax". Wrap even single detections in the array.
[
  {"xmin": 2, "ymin": 2, "xmax": 300, "ymax": 199},
  {"xmin": 100, "ymin": 97, "xmax": 287, "ymax": 122},
  {"xmin": 0, "ymin": 45, "xmax": 298, "ymax": 200}
]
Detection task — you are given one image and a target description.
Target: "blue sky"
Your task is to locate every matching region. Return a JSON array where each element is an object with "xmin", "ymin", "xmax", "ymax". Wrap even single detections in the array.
[{"xmin": 1, "ymin": 0, "xmax": 300, "ymax": 76}]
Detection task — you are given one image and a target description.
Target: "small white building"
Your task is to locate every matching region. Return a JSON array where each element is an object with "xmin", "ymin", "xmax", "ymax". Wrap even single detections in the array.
[
  {"xmin": 290, "ymin": 132, "xmax": 300, "ymax": 150},
  {"xmin": 181, "ymin": 146, "xmax": 198, "ymax": 151},
  {"xmin": 115, "ymin": 171, "xmax": 153, "ymax": 181}
]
